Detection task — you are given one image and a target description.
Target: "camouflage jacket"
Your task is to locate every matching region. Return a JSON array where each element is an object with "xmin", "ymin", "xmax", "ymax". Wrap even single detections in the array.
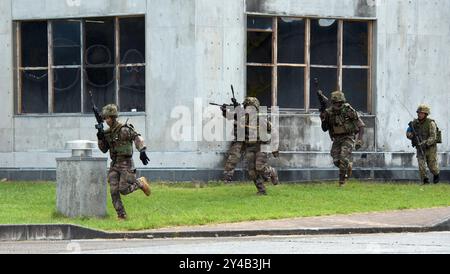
[
  {"xmin": 321, "ymin": 103, "xmax": 365, "ymax": 138},
  {"xmin": 98, "ymin": 121, "xmax": 146, "ymax": 161},
  {"xmin": 410, "ymin": 118, "xmax": 438, "ymax": 147}
]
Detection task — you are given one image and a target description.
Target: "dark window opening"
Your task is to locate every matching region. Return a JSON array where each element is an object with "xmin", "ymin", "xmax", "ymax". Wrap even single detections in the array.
[
  {"xmin": 311, "ymin": 19, "xmax": 338, "ymax": 65},
  {"xmin": 120, "ymin": 67, "xmax": 145, "ymax": 112},
  {"xmin": 54, "ymin": 68, "xmax": 81, "ymax": 113},
  {"xmin": 21, "ymin": 22, "xmax": 48, "ymax": 67},
  {"xmin": 343, "ymin": 69, "xmax": 368, "ymax": 112},
  {"xmin": 21, "ymin": 70, "xmax": 48, "ymax": 113},
  {"xmin": 247, "ymin": 66, "xmax": 272, "ymax": 108},
  {"xmin": 247, "ymin": 32, "xmax": 272, "ymax": 64},
  {"xmin": 278, "ymin": 67, "xmax": 304, "ymax": 109},
  {"xmin": 343, "ymin": 21, "xmax": 368, "ymax": 66},
  {"xmin": 16, "ymin": 16, "xmax": 146, "ymax": 114},
  {"xmin": 278, "ymin": 18, "xmax": 305, "ymax": 64},
  {"xmin": 53, "ymin": 20, "xmax": 81, "ymax": 66}
]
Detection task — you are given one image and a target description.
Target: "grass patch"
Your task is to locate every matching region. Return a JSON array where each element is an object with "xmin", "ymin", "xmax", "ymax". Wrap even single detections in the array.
[{"xmin": 0, "ymin": 180, "xmax": 449, "ymax": 231}]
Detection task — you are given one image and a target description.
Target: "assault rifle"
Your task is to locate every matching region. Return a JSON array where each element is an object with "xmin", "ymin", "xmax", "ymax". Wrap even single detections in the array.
[
  {"xmin": 88, "ymin": 91, "xmax": 105, "ymax": 139},
  {"xmin": 210, "ymin": 85, "xmax": 241, "ymax": 108},
  {"xmin": 315, "ymin": 78, "xmax": 329, "ymax": 113}
]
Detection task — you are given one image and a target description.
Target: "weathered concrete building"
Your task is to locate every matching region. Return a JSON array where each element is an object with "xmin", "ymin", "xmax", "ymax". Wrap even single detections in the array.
[{"xmin": 0, "ymin": 0, "xmax": 449, "ymax": 181}]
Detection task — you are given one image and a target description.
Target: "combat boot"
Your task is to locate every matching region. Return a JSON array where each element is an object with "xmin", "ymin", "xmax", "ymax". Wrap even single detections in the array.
[
  {"xmin": 338, "ymin": 173, "xmax": 346, "ymax": 187},
  {"xmin": 433, "ymin": 174, "xmax": 440, "ymax": 184},
  {"xmin": 422, "ymin": 177, "xmax": 430, "ymax": 185},
  {"xmin": 223, "ymin": 174, "xmax": 233, "ymax": 184},
  {"xmin": 138, "ymin": 177, "xmax": 151, "ymax": 196},
  {"xmin": 118, "ymin": 213, "xmax": 128, "ymax": 221},
  {"xmin": 347, "ymin": 163, "xmax": 353, "ymax": 178},
  {"xmin": 269, "ymin": 167, "xmax": 279, "ymax": 185},
  {"xmin": 255, "ymin": 180, "xmax": 267, "ymax": 196}
]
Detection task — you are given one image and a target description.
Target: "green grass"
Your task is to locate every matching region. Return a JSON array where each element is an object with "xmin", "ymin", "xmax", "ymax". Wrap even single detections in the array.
[{"xmin": 0, "ymin": 180, "xmax": 449, "ymax": 231}]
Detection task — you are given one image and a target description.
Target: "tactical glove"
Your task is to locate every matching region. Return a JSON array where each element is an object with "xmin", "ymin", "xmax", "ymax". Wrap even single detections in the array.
[
  {"xmin": 140, "ymin": 150, "xmax": 150, "ymax": 166},
  {"xmin": 272, "ymin": 151, "xmax": 280, "ymax": 158},
  {"xmin": 355, "ymin": 139, "xmax": 364, "ymax": 150},
  {"xmin": 97, "ymin": 131, "xmax": 105, "ymax": 140}
]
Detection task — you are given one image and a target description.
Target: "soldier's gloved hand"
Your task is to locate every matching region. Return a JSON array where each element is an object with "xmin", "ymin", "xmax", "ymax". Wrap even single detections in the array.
[
  {"xmin": 97, "ymin": 131, "xmax": 105, "ymax": 140},
  {"xmin": 140, "ymin": 150, "xmax": 150, "ymax": 166},
  {"xmin": 320, "ymin": 112, "xmax": 326, "ymax": 121},
  {"xmin": 272, "ymin": 151, "xmax": 280, "ymax": 158},
  {"xmin": 418, "ymin": 141, "xmax": 428, "ymax": 150},
  {"xmin": 355, "ymin": 139, "xmax": 364, "ymax": 150}
]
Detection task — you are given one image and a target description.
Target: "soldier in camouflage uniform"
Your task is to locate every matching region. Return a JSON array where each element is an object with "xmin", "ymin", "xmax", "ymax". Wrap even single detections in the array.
[
  {"xmin": 221, "ymin": 102, "xmax": 279, "ymax": 186},
  {"xmin": 320, "ymin": 91, "xmax": 366, "ymax": 186},
  {"xmin": 241, "ymin": 97, "xmax": 279, "ymax": 195},
  {"xmin": 97, "ymin": 104, "xmax": 151, "ymax": 220},
  {"xmin": 406, "ymin": 104, "xmax": 440, "ymax": 184}
]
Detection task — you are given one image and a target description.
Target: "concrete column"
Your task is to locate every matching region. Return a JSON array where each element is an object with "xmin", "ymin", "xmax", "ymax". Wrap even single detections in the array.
[{"xmin": 56, "ymin": 141, "xmax": 108, "ymax": 218}]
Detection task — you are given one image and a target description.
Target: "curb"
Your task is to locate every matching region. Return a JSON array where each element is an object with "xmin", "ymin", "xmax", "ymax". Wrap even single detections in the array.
[{"xmin": 1, "ymin": 216, "xmax": 450, "ymax": 241}]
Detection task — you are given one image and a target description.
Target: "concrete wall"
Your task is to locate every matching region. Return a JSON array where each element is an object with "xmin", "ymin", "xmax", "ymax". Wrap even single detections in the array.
[{"xmin": 0, "ymin": 0, "xmax": 449, "ymax": 177}]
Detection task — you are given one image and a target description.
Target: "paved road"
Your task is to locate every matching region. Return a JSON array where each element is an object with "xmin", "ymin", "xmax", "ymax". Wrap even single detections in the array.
[{"xmin": 2, "ymin": 232, "xmax": 450, "ymax": 254}]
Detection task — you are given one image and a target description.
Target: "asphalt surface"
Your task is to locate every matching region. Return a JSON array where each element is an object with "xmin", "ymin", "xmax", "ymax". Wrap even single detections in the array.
[{"xmin": 1, "ymin": 232, "xmax": 450, "ymax": 254}]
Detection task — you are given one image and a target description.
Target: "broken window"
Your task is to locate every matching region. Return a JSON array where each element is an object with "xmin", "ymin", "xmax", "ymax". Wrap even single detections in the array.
[
  {"xmin": 246, "ymin": 16, "xmax": 373, "ymax": 113},
  {"xmin": 16, "ymin": 16, "xmax": 146, "ymax": 114}
]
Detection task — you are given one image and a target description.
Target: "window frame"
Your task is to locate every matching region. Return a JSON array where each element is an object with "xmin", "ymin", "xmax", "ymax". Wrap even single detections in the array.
[
  {"xmin": 246, "ymin": 15, "xmax": 374, "ymax": 114},
  {"xmin": 15, "ymin": 15, "xmax": 146, "ymax": 115}
]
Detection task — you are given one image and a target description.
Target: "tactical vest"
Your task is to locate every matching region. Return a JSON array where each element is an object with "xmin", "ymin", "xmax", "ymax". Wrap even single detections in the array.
[
  {"xmin": 326, "ymin": 104, "xmax": 359, "ymax": 137},
  {"xmin": 104, "ymin": 122, "xmax": 135, "ymax": 159},
  {"xmin": 412, "ymin": 118, "xmax": 441, "ymax": 145},
  {"xmin": 242, "ymin": 112, "xmax": 271, "ymax": 144}
]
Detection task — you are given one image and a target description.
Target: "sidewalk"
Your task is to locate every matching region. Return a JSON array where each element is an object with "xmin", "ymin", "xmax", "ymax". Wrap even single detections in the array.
[{"xmin": 1, "ymin": 207, "xmax": 450, "ymax": 241}]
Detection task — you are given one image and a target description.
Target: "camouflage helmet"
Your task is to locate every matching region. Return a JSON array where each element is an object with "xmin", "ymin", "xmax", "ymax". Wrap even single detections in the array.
[
  {"xmin": 417, "ymin": 104, "xmax": 430, "ymax": 115},
  {"xmin": 330, "ymin": 91, "xmax": 346, "ymax": 103},
  {"xmin": 102, "ymin": 104, "xmax": 118, "ymax": 118},
  {"xmin": 243, "ymin": 97, "xmax": 261, "ymax": 110}
]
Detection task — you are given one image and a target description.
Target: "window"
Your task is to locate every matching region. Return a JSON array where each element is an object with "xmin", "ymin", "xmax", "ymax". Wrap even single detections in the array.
[
  {"xmin": 247, "ymin": 16, "xmax": 373, "ymax": 113},
  {"xmin": 15, "ymin": 16, "xmax": 146, "ymax": 114}
]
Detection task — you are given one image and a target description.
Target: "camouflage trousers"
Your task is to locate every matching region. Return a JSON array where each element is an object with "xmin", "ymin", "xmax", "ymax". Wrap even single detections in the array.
[
  {"xmin": 245, "ymin": 143, "xmax": 273, "ymax": 194},
  {"xmin": 223, "ymin": 141, "xmax": 244, "ymax": 181},
  {"xmin": 331, "ymin": 136, "xmax": 355, "ymax": 178},
  {"xmin": 417, "ymin": 145, "xmax": 439, "ymax": 181},
  {"xmin": 108, "ymin": 158, "xmax": 142, "ymax": 218}
]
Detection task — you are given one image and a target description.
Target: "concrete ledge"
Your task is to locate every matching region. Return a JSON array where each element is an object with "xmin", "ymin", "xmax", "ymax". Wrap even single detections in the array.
[
  {"xmin": 2, "ymin": 168, "xmax": 450, "ymax": 182},
  {"xmin": 0, "ymin": 222, "xmax": 447, "ymax": 242}
]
